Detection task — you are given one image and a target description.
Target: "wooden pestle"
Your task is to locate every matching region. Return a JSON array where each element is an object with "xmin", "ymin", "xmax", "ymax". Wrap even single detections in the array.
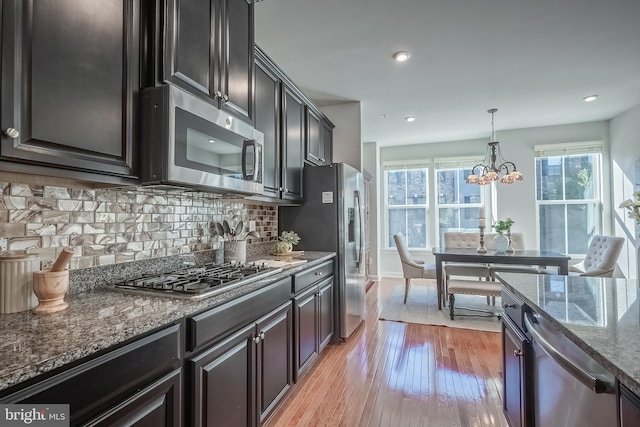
[{"xmin": 50, "ymin": 247, "xmax": 74, "ymax": 272}]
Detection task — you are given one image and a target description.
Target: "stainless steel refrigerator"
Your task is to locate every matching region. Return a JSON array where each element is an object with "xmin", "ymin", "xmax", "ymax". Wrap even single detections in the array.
[{"xmin": 279, "ymin": 163, "xmax": 366, "ymax": 339}]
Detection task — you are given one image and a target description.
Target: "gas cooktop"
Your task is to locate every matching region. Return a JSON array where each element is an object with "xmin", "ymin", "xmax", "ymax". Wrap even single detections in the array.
[{"xmin": 111, "ymin": 261, "xmax": 282, "ymax": 300}]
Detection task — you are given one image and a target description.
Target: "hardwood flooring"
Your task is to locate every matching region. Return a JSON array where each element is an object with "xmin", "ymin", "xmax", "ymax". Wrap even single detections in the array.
[{"xmin": 265, "ymin": 278, "xmax": 508, "ymax": 427}]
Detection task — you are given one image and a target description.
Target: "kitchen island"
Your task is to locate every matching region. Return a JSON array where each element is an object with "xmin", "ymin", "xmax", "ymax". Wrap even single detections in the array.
[
  {"xmin": 496, "ymin": 272, "xmax": 640, "ymax": 426},
  {"xmin": 0, "ymin": 251, "xmax": 335, "ymax": 393}
]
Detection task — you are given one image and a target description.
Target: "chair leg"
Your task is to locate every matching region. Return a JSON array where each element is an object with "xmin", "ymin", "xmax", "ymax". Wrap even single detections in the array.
[
  {"xmin": 486, "ymin": 296, "xmax": 490, "ymax": 305},
  {"xmin": 492, "ymin": 296, "xmax": 496, "ymax": 306},
  {"xmin": 404, "ymin": 278, "xmax": 410, "ymax": 304},
  {"xmin": 449, "ymin": 294, "xmax": 455, "ymax": 320}
]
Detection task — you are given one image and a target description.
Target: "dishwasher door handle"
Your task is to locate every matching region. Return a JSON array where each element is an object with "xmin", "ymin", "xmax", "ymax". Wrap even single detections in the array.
[{"xmin": 524, "ymin": 313, "xmax": 614, "ymax": 394}]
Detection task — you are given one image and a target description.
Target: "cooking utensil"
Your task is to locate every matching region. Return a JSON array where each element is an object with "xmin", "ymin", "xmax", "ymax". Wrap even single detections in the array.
[
  {"xmin": 234, "ymin": 221, "xmax": 244, "ymax": 236},
  {"xmin": 50, "ymin": 247, "xmax": 74, "ymax": 272}
]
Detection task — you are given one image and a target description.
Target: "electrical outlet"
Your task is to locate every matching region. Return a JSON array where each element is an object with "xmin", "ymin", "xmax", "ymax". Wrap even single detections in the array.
[{"xmin": 249, "ymin": 221, "xmax": 256, "ymax": 232}]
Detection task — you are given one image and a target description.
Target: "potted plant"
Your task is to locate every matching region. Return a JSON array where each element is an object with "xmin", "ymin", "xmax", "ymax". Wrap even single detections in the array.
[
  {"xmin": 492, "ymin": 218, "xmax": 514, "ymax": 253},
  {"xmin": 274, "ymin": 231, "xmax": 301, "ymax": 255}
]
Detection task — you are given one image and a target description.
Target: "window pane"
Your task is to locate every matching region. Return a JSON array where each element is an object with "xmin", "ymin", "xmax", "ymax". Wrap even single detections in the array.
[
  {"xmin": 387, "ymin": 170, "xmax": 406, "ymax": 205},
  {"xmin": 567, "ymin": 204, "xmax": 596, "ymax": 253},
  {"xmin": 536, "ymin": 157, "xmax": 564, "ymax": 201},
  {"xmin": 539, "ymin": 204, "xmax": 566, "ymax": 253},
  {"xmin": 564, "ymin": 155, "xmax": 594, "ymax": 200},
  {"xmin": 388, "ymin": 208, "xmax": 406, "ymax": 247},
  {"xmin": 458, "ymin": 169, "xmax": 481, "ymax": 204},
  {"xmin": 406, "ymin": 169, "xmax": 427, "ymax": 205},
  {"xmin": 437, "ymin": 170, "xmax": 458, "ymax": 204},
  {"xmin": 459, "ymin": 207, "xmax": 480, "ymax": 229},
  {"xmin": 406, "ymin": 208, "xmax": 427, "ymax": 248}
]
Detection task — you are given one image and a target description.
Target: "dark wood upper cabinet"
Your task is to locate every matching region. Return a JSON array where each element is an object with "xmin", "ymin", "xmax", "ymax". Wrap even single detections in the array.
[
  {"xmin": 306, "ymin": 107, "xmax": 333, "ymax": 166},
  {"xmin": 164, "ymin": 0, "xmax": 254, "ymax": 123},
  {"xmin": 0, "ymin": 0, "xmax": 139, "ymax": 179},
  {"xmin": 282, "ymin": 85, "xmax": 305, "ymax": 202},
  {"xmin": 255, "ymin": 55, "xmax": 281, "ymax": 199}
]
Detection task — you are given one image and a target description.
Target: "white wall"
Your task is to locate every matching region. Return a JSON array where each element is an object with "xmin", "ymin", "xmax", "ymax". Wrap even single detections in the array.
[
  {"xmin": 321, "ymin": 102, "xmax": 362, "ymax": 170},
  {"xmin": 610, "ymin": 103, "xmax": 640, "ymax": 279},
  {"xmin": 376, "ymin": 120, "xmax": 610, "ymax": 277}
]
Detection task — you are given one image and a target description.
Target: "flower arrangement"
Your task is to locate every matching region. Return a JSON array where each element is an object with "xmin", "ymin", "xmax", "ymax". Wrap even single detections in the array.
[
  {"xmin": 274, "ymin": 231, "xmax": 301, "ymax": 254},
  {"xmin": 619, "ymin": 191, "xmax": 640, "ymax": 227},
  {"xmin": 493, "ymin": 217, "xmax": 514, "ymax": 234}
]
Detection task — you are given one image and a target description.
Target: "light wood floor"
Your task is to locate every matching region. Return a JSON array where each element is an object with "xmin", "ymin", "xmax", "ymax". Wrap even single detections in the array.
[{"xmin": 265, "ymin": 278, "xmax": 508, "ymax": 427}]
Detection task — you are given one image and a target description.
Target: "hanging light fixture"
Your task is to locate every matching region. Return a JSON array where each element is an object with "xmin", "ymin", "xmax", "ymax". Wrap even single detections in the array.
[{"xmin": 466, "ymin": 109, "xmax": 523, "ymax": 185}]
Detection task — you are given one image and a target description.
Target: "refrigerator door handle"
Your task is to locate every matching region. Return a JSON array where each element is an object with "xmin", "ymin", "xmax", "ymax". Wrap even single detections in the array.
[{"xmin": 354, "ymin": 190, "xmax": 363, "ymax": 268}]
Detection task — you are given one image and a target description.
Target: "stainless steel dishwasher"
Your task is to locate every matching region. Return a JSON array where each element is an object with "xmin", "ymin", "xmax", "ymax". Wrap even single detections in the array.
[{"xmin": 524, "ymin": 312, "xmax": 616, "ymax": 427}]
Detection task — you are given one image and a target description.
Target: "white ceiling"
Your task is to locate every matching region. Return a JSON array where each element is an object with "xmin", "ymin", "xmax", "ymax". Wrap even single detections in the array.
[{"xmin": 254, "ymin": 0, "xmax": 640, "ymax": 147}]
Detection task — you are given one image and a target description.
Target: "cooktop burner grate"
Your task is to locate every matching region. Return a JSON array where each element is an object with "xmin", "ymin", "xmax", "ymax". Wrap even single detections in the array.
[{"xmin": 111, "ymin": 261, "xmax": 282, "ymax": 299}]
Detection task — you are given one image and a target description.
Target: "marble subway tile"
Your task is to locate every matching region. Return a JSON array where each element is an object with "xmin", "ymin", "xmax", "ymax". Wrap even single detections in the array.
[
  {"xmin": 0, "ymin": 223, "xmax": 27, "ymax": 237},
  {"xmin": 27, "ymin": 223, "xmax": 57, "ymax": 236},
  {"xmin": 43, "ymin": 186, "xmax": 71, "ymax": 199},
  {"xmin": 57, "ymin": 199, "xmax": 83, "ymax": 211},
  {"xmin": 96, "ymin": 212, "xmax": 116, "ymax": 223},
  {"xmin": 72, "ymin": 212, "xmax": 95, "ymax": 223},
  {"xmin": 8, "ymin": 236, "xmax": 41, "ymax": 250}
]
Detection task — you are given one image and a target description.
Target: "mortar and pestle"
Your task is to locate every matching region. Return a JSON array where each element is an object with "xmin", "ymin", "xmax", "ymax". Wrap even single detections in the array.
[{"xmin": 32, "ymin": 247, "xmax": 74, "ymax": 314}]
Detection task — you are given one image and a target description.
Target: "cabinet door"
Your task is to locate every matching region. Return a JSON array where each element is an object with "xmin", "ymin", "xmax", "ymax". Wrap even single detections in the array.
[
  {"xmin": 620, "ymin": 384, "xmax": 640, "ymax": 427},
  {"xmin": 294, "ymin": 286, "xmax": 318, "ymax": 379},
  {"xmin": 502, "ymin": 316, "xmax": 531, "ymax": 427},
  {"xmin": 318, "ymin": 278, "xmax": 335, "ymax": 351},
  {"xmin": 255, "ymin": 59, "xmax": 281, "ymax": 198},
  {"xmin": 220, "ymin": 0, "xmax": 253, "ymax": 122},
  {"xmin": 163, "ymin": 0, "xmax": 215, "ymax": 96},
  {"xmin": 256, "ymin": 302, "xmax": 293, "ymax": 423},
  {"xmin": 0, "ymin": 0, "xmax": 138, "ymax": 177},
  {"xmin": 189, "ymin": 323, "xmax": 255, "ymax": 427},
  {"xmin": 85, "ymin": 369, "xmax": 182, "ymax": 427},
  {"xmin": 320, "ymin": 119, "xmax": 333, "ymax": 165},
  {"xmin": 281, "ymin": 85, "xmax": 304, "ymax": 202},
  {"xmin": 306, "ymin": 108, "xmax": 322, "ymax": 165}
]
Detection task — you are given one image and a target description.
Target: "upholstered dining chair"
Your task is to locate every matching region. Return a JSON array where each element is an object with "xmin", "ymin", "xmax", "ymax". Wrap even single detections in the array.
[
  {"xmin": 568, "ymin": 235, "xmax": 625, "ymax": 277},
  {"xmin": 393, "ymin": 234, "xmax": 437, "ymax": 304},
  {"xmin": 442, "ymin": 232, "xmax": 491, "ymax": 303}
]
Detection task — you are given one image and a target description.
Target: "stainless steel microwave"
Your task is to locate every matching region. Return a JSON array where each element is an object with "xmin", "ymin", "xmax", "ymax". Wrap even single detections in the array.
[{"xmin": 140, "ymin": 85, "xmax": 263, "ymax": 195}]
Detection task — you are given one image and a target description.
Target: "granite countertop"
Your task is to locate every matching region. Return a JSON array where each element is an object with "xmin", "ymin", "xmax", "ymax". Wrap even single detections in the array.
[
  {"xmin": 0, "ymin": 251, "xmax": 335, "ymax": 394},
  {"xmin": 496, "ymin": 272, "xmax": 640, "ymax": 396}
]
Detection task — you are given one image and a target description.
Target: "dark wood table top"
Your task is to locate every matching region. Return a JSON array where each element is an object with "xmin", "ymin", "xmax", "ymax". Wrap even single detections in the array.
[{"xmin": 432, "ymin": 247, "xmax": 571, "ymax": 263}]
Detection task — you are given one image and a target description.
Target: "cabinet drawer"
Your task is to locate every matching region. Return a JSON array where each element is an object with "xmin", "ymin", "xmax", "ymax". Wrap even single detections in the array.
[
  {"xmin": 188, "ymin": 276, "xmax": 292, "ymax": 352},
  {"xmin": 501, "ymin": 287, "xmax": 525, "ymax": 330},
  {"xmin": 1, "ymin": 324, "xmax": 182, "ymax": 426},
  {"xmin": 294, "ymin": 260, "xmax": 334, "ymax": 294}
]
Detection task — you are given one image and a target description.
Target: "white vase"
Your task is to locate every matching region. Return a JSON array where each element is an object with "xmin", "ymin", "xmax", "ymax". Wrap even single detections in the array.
[{"xmin": 494, "ymin": 233, "xmax": 510, "ymax": 253}]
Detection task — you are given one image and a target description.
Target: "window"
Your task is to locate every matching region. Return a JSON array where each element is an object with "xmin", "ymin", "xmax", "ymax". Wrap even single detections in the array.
[
  {"xmin": 535, "ymin": 146, "xmax": 602, "ymax": 255},
  {"xmin": 436, "ymin": 167, "xmax": 483, "ymax": 247},
  {"xmin": 384, "ymin": 166, "xmax": 428, "ymax": 249}
]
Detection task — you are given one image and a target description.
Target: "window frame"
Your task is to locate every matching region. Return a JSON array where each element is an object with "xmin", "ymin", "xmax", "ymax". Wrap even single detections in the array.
[
  {"xmin": 383, "ymin": 165, "xmax": 430, "ymax": 250},
  {"xmin": 534, "ymin": 151, "xmax": 603, "ymax": 256}
]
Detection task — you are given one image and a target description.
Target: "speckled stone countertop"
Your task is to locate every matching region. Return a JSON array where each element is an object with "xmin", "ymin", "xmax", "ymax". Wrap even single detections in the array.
[
  {"xmin": 496, "ymin": 272, "xmax": 640, "ymax": 396},
  {"xmin": 0, "ymin": 251, "xmax": 335, "ymax": 393}
]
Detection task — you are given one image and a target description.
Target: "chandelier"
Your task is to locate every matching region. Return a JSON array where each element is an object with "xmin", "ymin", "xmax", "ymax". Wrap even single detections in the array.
[{"xmin": 466, "ymin": 109, "xmax": 523, "ymax": 185}]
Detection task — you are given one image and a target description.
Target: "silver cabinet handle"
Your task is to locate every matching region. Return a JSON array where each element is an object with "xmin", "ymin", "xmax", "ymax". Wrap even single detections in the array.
[
  {"xmin": 3, "ymin": 128, "xmax": 19, "ymax": 138},
  {"xmin": 513, "ymin": 349, "xmax": 522, "ymax": 358},
  {"xmin": 315, "ymin": 271, "xmax": 323, "ymax": 276},
  {"xmin": 524, "ymin": 313, "xmax": 614, "ymax": 394},
  {"xmin": 278, "ymin": 187, "xmax": 283, "ymax": 191},
  {"xmin": 215, "ymin": 90, "xmax": 223, "ymax": 98},
  {"xmin": 223, "ymin": 94, "xmax": 229, "ymax": 101},
  {"xmin": 285, "ymin": 188, "xmax": 289, "ymax": 192},
  {"xmin": 503, "ymin": 303, "xmax": 516, "ymax": 309}
]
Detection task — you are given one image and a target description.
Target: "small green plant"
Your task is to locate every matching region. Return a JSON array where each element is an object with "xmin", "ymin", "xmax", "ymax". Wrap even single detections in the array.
[
  {"xmin": 493, "ymin": 218, "xmax": 514, "ymax": 234},
  {"xmin": 274, "ymin": 231, "xmax": 301, "ymax": 254}
]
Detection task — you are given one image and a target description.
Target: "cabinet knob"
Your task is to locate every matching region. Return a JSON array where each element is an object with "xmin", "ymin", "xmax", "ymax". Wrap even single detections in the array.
[
  {"xmin": 223, "ymin": 94, "xmax": 229, "ymax": 102},
  {"xmin": 215, "ymin": 90, "xmax": 223, "ymax": 99},
  {"xmin": 278, "ymin": 187, "xmax": 283, "ymax": 191},
  {"xmin": 3, "ymin": 128, "xmax": 19, "ymax": 139},
  {"xmin": 285, "ymin": 188, "xmax": 289, "ymax": 192},
  {"xmin": 259, "ymin": 331, "xmax": 265, "ymax": 340},
  {"xmin": 513, "ymin": 349, "xmax": 523, "ymax": 358},
  {"xmin": 253, "ymin": 335, "xmax": 260, "ymax": 344},
  {"xmin": 503, "ymin": 303, "xmax": 516, "ymax": 309},
  {"xmin": 315, "ymin": 272, "xmax": 323, "ymax": 276}
]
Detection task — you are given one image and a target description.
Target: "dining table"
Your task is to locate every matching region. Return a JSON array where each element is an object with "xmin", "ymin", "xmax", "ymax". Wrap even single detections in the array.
[{"xmin": 432, "ymin": 247, "xmax": 571, "ymax": 310}]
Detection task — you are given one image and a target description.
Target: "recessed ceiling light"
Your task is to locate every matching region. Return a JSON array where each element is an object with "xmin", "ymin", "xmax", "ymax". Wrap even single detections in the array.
[
  {"xmin": 405, "ymin": 116, "xmax": 416, "ymax": 122},
  {"xmin": 208, "ymin": 139, "xmax": 216, "ymax": 144},
  {"xmin": 393, "ymin": 51, "xmax": 411, "ymax": 62},
  {"xmin": 583, "ymin": 95, "xmax": 598, "ymax": 102}
]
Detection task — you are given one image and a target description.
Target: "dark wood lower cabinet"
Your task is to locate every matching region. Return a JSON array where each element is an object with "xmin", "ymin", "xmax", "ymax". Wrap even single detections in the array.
[
  {"xmin": 85, "ymin": 368, "xmax": 182, "ymax": 427},
  {"xmin": 502, "ymin": 315, "xmax": 531, "ymax": 427},
  {"xmin": 294, "ymin": 277, "xmax": 334, "ymax": 380},
  {"xmin": 189, "ymin": 301, "xmax": 293, "ymax": 427},
  {"xmin": 620, "ymin": 384, "xmax": 640, "ymax": 427}
]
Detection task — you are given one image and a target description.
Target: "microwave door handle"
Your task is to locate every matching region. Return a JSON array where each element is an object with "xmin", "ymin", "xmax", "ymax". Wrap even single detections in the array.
[{"xmin": 242, "ymin": 140, "xmax": 254, "ymax": 180}]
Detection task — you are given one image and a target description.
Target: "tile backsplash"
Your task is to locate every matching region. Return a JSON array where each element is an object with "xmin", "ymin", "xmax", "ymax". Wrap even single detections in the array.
[{"xmin": 0, "ymin": 181, "xmax": 278, "ymax": 269}]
